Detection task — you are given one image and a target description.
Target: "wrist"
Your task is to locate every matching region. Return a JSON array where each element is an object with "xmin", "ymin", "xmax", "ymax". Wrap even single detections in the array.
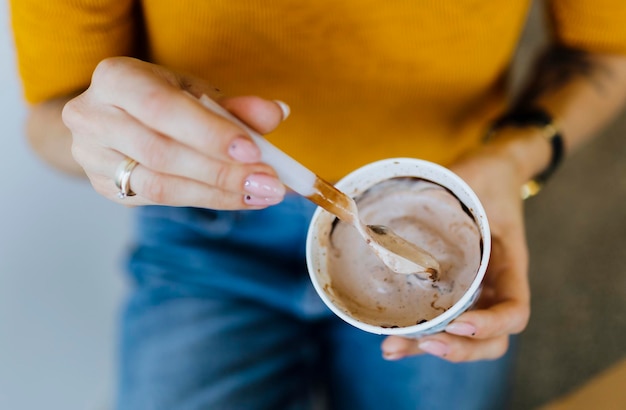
[
  {"xmin": 485, "ymin": 108, "xmax": 565, "ymax": 198},
  {"xmin": 484, "ymin": 128, "xmax": 550, "ymax": 179}
]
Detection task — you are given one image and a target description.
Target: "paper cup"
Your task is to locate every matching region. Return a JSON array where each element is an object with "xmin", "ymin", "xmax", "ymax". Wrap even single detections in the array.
[{"xmin": 305, "ymin": 158, "xmax": 490, "ymax": 338}]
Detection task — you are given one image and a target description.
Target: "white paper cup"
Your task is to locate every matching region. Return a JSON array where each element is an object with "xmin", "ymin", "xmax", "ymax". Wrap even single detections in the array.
[{"xmin": 305, "ymin": 158, "xmax": 491, "ymax": 338}]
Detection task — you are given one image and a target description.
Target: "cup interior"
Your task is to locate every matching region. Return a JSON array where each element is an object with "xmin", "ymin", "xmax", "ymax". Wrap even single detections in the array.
[{"xmin": 305, "ymin": 158, "xmax": 491, "ymax": 336}]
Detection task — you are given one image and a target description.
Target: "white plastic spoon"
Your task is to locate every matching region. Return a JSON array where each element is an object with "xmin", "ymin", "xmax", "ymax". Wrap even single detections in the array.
[{"xmin": 196, "ymin": 95, "xmax": 440, "ymax": 278}]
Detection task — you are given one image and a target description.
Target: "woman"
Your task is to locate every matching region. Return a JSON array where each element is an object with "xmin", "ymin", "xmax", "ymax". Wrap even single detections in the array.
[{"xmin": 10, "ymin": 1, "xmax": 626, "ymax": 408}]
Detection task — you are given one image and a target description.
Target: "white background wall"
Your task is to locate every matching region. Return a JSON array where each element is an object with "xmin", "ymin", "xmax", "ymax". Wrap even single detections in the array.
[{"xmin": 0, "ymin": 5, "xmax": 129, "ymax": 410}]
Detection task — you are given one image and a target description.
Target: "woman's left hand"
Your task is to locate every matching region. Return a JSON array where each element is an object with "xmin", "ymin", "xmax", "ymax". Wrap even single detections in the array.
[{"xmin": 381, "ymin": 136, "xmax": 534, "ymax": 362}]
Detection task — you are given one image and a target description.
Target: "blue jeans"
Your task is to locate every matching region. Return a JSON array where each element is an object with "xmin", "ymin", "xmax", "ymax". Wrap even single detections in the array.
[{"xmin": 117, "ymin": 195, "xmax": 515, "ymax": 410}]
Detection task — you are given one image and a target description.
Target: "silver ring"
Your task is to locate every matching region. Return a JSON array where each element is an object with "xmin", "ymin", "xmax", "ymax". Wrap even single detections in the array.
[{"xmin": 114, "ymin": 157, "xmax": 139, "ymax": 199}]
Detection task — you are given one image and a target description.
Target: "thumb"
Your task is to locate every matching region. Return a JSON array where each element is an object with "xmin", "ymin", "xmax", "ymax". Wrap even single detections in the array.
[{"xmin": 220, "ymin": 96, "xmax": 290, "ymax": 135}]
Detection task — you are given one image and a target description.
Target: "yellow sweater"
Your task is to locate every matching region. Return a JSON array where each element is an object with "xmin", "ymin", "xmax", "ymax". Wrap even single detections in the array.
[{"xmin": 10, "ymin": 0, "xmax": 626, "ymax": 180}]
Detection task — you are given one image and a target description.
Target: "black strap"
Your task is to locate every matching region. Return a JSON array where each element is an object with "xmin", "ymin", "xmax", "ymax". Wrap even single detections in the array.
[{"xmin": 489, "ymin": 108, "xmax": 564, "ymax": 186}]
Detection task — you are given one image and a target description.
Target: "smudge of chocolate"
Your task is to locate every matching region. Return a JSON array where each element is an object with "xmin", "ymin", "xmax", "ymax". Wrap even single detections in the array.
[
  {"xmin": 430, "ymin": 297, "xmax": 447, "ymax": 313},
  {"xmin": 368, "ymin": 224, "xmax": 387, "ymax": 235},
  {"xmin": 425, "ymin": 267, "xmax": 439, "ymax": 281},
  {"xmin": 309, "ymin": 178, "xmax": 354, "ymax": 223}
]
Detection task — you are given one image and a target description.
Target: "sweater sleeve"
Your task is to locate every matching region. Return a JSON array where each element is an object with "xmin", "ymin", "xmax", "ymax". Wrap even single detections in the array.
[
  {"xmin": 9, "ymin": 0, "xmax": 137, "ymax": 104},
  {"xmin": 547, "ymin": 0, "xmax": 626, "ymax": 54}
]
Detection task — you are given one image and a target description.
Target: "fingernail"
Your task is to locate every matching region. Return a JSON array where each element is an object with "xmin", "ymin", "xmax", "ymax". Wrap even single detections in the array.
[
  {"xmin": 274, "ymin": 100, "xmax": 290, "ymax": 121},
  {"xmin": 229, "ymin": 137, "xmax": 261, "ymax": 163},
  {"xmin": 445, "ymin": 322, "xmax": 477, "ymax": 337},
  {"xmin": 244, "ymin": 194, "xmax": 283, "ymax": 206},
  {"xmin": 244, "ymin": 174, "xmax": 285, "ymax": 198},
  {"xmin": 383, "ymin": 351, "xmax": 405, "ymax": 361},
  {"xmin": 418, "ymin": 340, "xmax": 449, "ymax": 358}
]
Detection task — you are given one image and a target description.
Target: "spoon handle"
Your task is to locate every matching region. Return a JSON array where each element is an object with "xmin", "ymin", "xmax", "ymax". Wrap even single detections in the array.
[
  {"xmin": 196, "ymin": 95, "xmax": 357, "ymax": 223},
  {"xmin": 196, "ymin": 94, "xmax": 438, "ymax": 276},
  {"xmin": 197, "ymin": 95, "xmax": 317, "ymax": 196}
]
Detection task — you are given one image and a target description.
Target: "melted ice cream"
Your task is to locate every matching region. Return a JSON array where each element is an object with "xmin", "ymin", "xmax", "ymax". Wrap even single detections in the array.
[{"xmin": 326, "ymin": 178, "xmax": 481, "ymax": 328}]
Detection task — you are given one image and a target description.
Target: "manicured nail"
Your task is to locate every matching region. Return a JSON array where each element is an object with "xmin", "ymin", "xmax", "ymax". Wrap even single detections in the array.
[
  {"xmin": 244, "ymin": 194, "xmax": 283, "ymax": 206},
  {"xmin": 228, "ymin": 137, "xmax": 261, "ymax": 163},
  {"xmin": 445, "ymin": 322, "xmax": 477, "ymax": 337},
  {"xmin": 244, "ymin": 174, "xmax": 285, "ymax": 198},
  {"xmin": 383, "ymin": 351, "xmax": 405, "ymax": 361},
  {"xmin": 274, "ymin": 100, "xmax": 290, "ymax": 121},
  {"xmin": 418, "ymin": 340, "xmax": 449, "ymax": 358}
]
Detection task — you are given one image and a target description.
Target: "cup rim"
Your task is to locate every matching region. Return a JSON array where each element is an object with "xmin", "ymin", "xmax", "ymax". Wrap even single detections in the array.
[{"xmin": 305, "ymin": 157, "xmax": 491, "ymax": 336}]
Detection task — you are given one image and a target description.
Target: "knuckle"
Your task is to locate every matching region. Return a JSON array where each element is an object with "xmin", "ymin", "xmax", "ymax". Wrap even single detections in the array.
[
  {"xmin": 139, "ymin": 86, "xmax": 174, "ymax": 123},
  {"xmin": 142, "ymin": 173, "xmax": 168, "ymax": 204},
  {"xmin": 512, "ymin": 305, "xmax": 531, "ymax": 334},
  {"xmin": 61, "ymin": 97, "xmax": 84, "ymax": 130},
  {"xmin": 141, "ymin": 137, "xmax": 171, "ymax": 171},
  {"xmin": 212, "ymin": 163, "xmax": 232, "ymax": 189},
  {"xmin": 92, "ymin": 56, "xmax": 132, "ymax": 84},
  {"xmin": 490, "ymin": 337, "xmax": 510, "ymax": 360},
  {"xmin": 62, "ymin": 95, "xmax": 96, "ymax": 137}
]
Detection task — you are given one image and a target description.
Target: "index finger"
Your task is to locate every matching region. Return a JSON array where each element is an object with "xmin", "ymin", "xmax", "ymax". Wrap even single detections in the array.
[
  {"xmin": 90, "ymin": 57, "xmax": 250, "ymax": 161},
  {"xmin": 447, "ymin": 299, "xmax": 530, "ymax": 340},
  {"xmin": 446, "ymin": 232, "xmax": 531, "ymax": 339}
]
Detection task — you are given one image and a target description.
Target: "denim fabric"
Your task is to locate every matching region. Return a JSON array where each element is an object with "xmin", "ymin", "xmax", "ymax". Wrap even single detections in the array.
[{"xmin": 117, "ymin": 195, "xmax": 516, "ymax": 410}]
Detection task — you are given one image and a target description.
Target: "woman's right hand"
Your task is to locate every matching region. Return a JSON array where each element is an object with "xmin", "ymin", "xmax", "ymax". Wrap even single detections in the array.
[{"xmin": 62, "ymin": 56, "xmax": 288, "ymax": 210}]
